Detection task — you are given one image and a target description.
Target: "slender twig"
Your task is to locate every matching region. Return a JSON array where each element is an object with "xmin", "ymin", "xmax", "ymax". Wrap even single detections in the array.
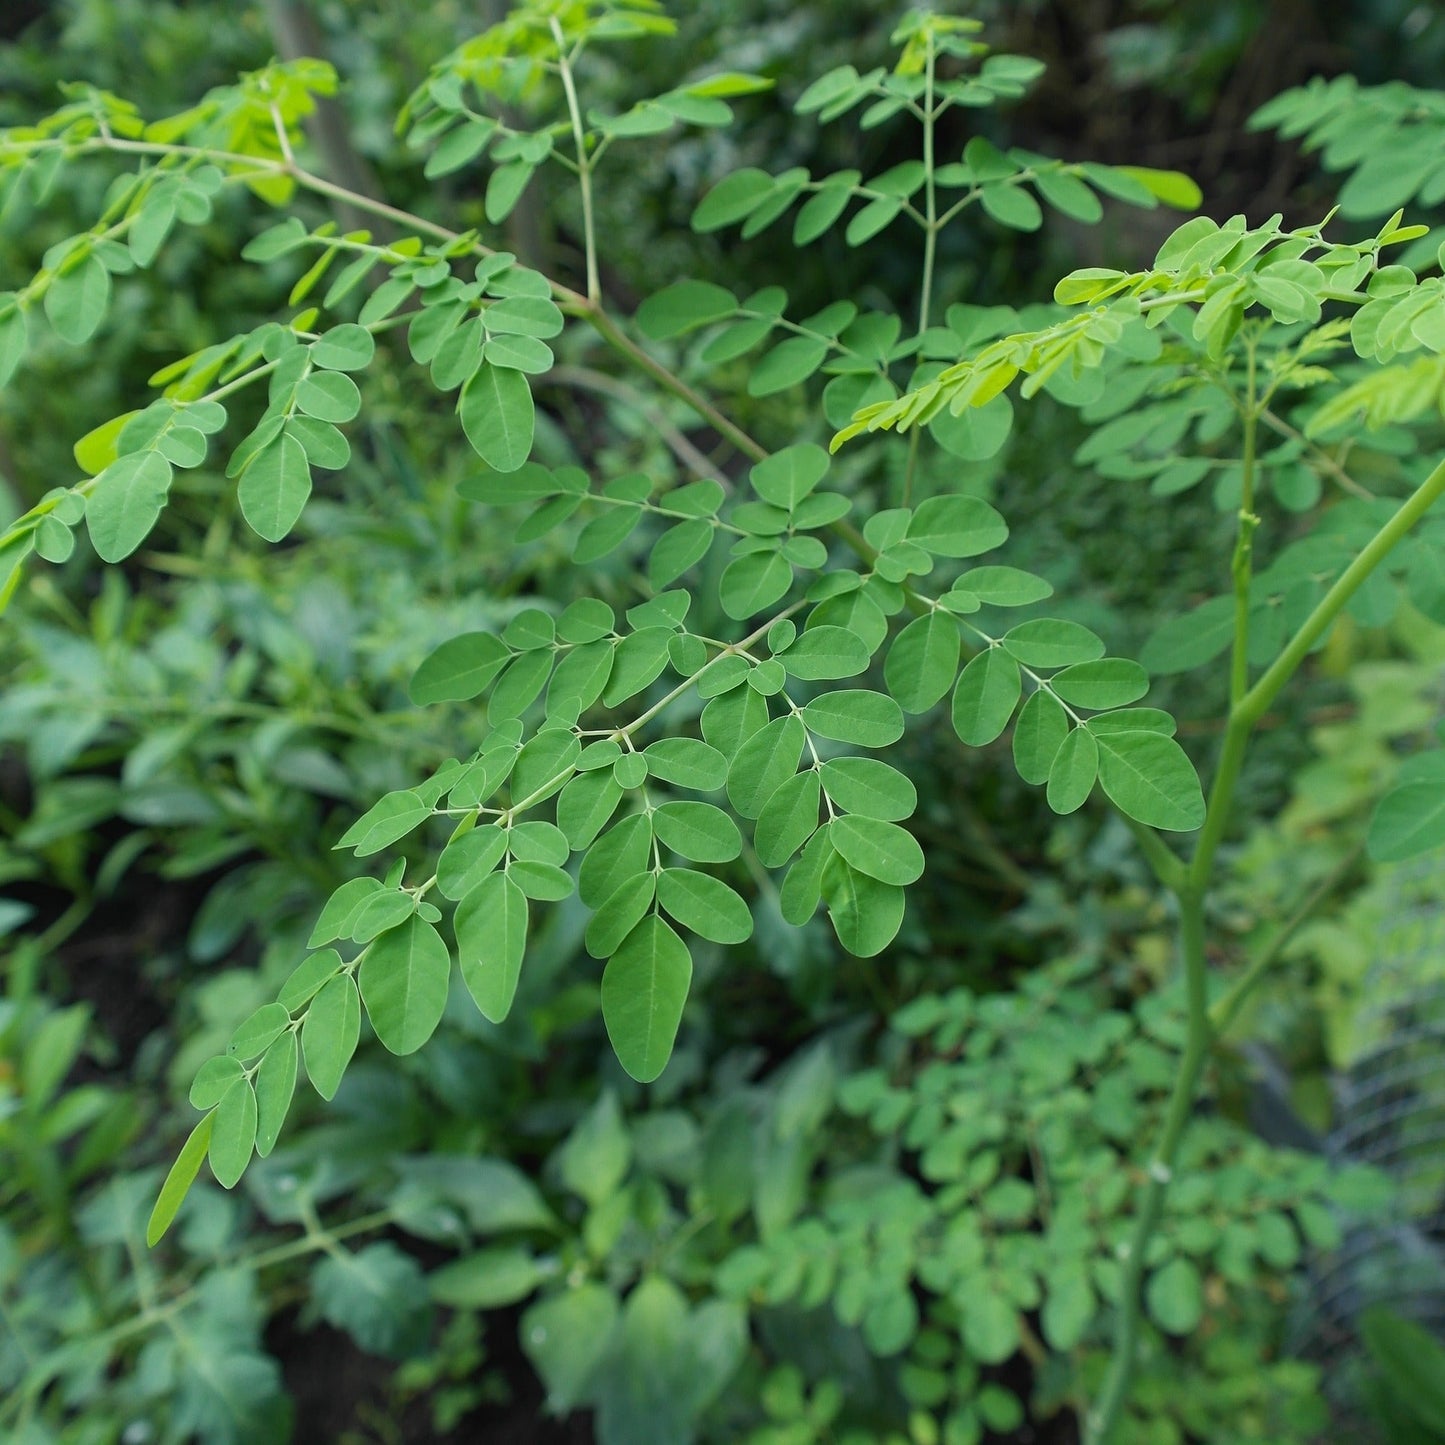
[
  {"xmin": 1258, "ymin": 406, "xmax": 1374, "ymax": 501},
  {"xmin": 549, "ymin": 18, "xmax": 600, "ymax": 303}
]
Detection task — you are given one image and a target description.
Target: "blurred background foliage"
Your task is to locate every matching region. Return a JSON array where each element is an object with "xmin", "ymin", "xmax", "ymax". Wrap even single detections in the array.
[{"xmin": 2, "ymin": 1, "xmax": 1445, "ymax": 1443}]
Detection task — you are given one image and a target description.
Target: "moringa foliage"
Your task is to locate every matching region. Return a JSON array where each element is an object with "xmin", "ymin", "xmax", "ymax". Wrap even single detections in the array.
[{"xmin": 3, "ymin": 4, "xmax": 1445, "ymax": 1438}]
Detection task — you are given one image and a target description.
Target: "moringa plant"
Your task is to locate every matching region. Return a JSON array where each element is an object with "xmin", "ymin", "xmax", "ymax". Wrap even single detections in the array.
[{"xmin": 2, "ymin": 3, "xmax": 1442, "ymax": 1439}]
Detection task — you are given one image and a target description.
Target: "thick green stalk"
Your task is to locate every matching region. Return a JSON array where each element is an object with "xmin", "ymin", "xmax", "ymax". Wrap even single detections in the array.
[
  {"xmin": 1083, "ymin": 897, "xmax": 1212, "ymax": 1445},
  {"xmin": 1087, "ymin": 450, "xmax": 1445, "ymax": 1443},
  {"xmin": 1229, "ymin": 341, "xmax": 1259, "ymax": 708}
]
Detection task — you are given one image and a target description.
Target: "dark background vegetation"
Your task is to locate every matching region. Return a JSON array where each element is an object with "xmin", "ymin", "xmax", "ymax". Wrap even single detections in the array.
[{"xmin": 3, "ymin": 3, "xmax": 1445, "ymax": 1444}]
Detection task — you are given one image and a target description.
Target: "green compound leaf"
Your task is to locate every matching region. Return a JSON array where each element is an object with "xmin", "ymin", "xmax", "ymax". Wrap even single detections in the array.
[
  {"xmin": 650, "ymin": 518, "xmax": 715, "ymax": 587},
  {"xmin": 822, "ymin": 852, "xmax": 905, "ymax": 956},
  {"xmin": 1145, "ymin": 1256, "xmax": 1204, "ymax": 1336},
  {"xmin": 793, "ymin": 176, "xmax": 856, "ymax": 244},
  {"xmin": 657, "ymin": 867, "xmax": 753, "ymax": 944},
  {"xmin": 614, "ymin": 753, "xmax": 648, "ymax": 789},
  {"xmin": 579, "ymin": 813, "xmax": 654, "ymax": 908},
  {"xmin": 604, "ymin": 627, "xmax": 673, "ymax": 706},
  {"xmin": 728, "ymin": 715, "xmax": 805, "ymax": 819},
  {"xmin": 829, "ymin": 814, "xmax": 924, "ymax": 885},
  {"xmin": 147, "ymin": 1111, "xmax": 215, "ymax": 1247},
  {"xmin": 1360, "ymin": 1308, "xmax": 1445, "ymax": 1435},
  {"xmin": 512, "ymin": 729, "xmax": 580, "ymax": 805},
  {"xmin": 295, "ymin": 370, "xmax": 361, "ymax": 423},
  {"xmin": 359, "ymin": 916, "xmax": 451, "ymax": 1055},
  {"xmin": 1034, "ymin": 167, "xmax": 1103, "ymax": 223},
  {"xmin": 302, "ymin": 973, "xmax": 361, "ymax": 1100},
  {"xmin": 549, "ymin": 638, "xmax": 615, "ymax": 716},
  {"xmin": 288, "ymin": 415, "xmax": 349, "ymax": 469},
  {"xmin": 720, "ymin": 550, "xmax": 793, "ymax": 619},
  {"xmin": 755, "ymin": 768, "xmax": 822, "ymax": 868},
  {"xmin": 1049, "ymin": 658, "xmax": 1149, "ymax": 711},
  {"xmin": 190, "ymin": 1055, "xmax": 244, "ymax": 1110},
  {"xmin": 636, "ymin": 279, "xmax": 739, "ymax": 337},
  {"xmin": 961, "ymin": 1289, "xmax": 1019, "ymax": 1365},
  {"xmin": 701, "ymin": 680, "xmax": 770, "ymax": 755},
  {"xmin": 1002, "ymin": 618, "xmax": 1105, "ymax": 669},
  {"xmin": 573, "ymin": 505, "xmax": 643, "ymax": 564},
  {"xmin": 801, "ymin": 689, "xmax": 904, "ymax": 747},
  {"xmin": 277, "ymin": 947, "xmax": 342, "ymax": 1005},
  {"xmin": 308, "ymin": 880, "xmax": 379, "ymax": 949},
  {"xmin": 1094, "ymin": 730, "xmax": 1205, "ymax": 831},
  {"xmin": 457, "ymin": 871, "xmax": 528, "ymax": 1022},
  {"xmin": 410, "ymin": 632, "xmax": 511, "ymax": 705},
  {"xmin": 85, "ymin": 450, "xmax": 173, "ymax": 562},
  {"xmin": 557, "ymin": 769, "xmax": 624, "ymax": 849},
  {"xmin": 486, "ymin": 160, "xmax": 536, "ymax": 223},
  {"xmin": 208, "ymin": 1077, "xmax": 257, "ymax": 1189},
  {"xmin": 460, "ymin": 361, "xmax": 534, "ymax": 472},
  {"xmin": 238, "ymin": 432, "xmax": 312, "ymax": 542},
  {"xmin": 227, "ymin": 1002, "xmax": 291, "ymax": 1060},
  {"xmin": 254, "ymin": 1031, "xmax": 298, "ymax": 1158},
  {"xmin": 747, "ymin": 336, "xmax": 829, "ymax": 396},
  {"xmin": 45, "ymin": 252, "xmax": 111, "ymax": 344},
  {"xmin": 557, "ymin": 596, "xmax": 616, "ymax": 642},
  {"xmin": 653, "ymin": 801, "xmax": 743, "ymax": 863},
  {"xmin": 508, "ymin": 820, "xmax": 569, "ymax": 865},
  {"xmin": 749, "ymin": 442, "xmax": 829, "ymax": 507},
  {"xmin": 311, "ymin": 322, "xmax": 375, "ymax": 371},
  {"xmin": 955, "ymin": 565, "xmax": 1054, "ymax": 607},
  {"xmin": 1046, "ymin": 726, "xmax": 1098, "ymax": 815},
  {"xmin": 509, "ymin": 859, "xmax": 573, "ymax": 901},
  {"xmin": 692, "ymin": 168, "xmax": 776, "ymax": 232},
  {"xmin": 779, "ymin": 624, "xmax": 871, "ymax": 679},
  {"xmin": 1140, "ymin": 595, "xmax": 1234, "ymax": 675},
  {"xmin": 489, "ymin": 650, "xmax": 554, "ymax": 719},
  {"xmin": 643, "ymin": 737, "xmax": 728, "ymax": 791},
  {"xmin": 819, "ymin": 756, "xmax": 916, "ymax": 821},
  {"xmin": 602, "ymin": 915, "xmax": 693, "ymax": 1083},
  {"xmin": 336, "ymin": 789, "xmax": 431, "ymax": 857},
  {"xmin": 1040, "ymin": 1265, "xmax": 1096, "ymax": 1351},
  {"xmin": 952, "ymin": 648, "xmax": 1022, "ymax": 746},
  {"xmin": 981, "ymin": 181, "xmax": 1042, "ymax": 231},
  {"xmin": 906, "ymin": 495, "xmax": 1009, "ymax": 557},
  {"xmin": 1367, "ymin": 758, "xmax": 1445, "ymax": 861},
  {"xmin": 1012, "ymin": 687, "xmax": 1070, "ymax": 785},
  {"xmin": 0, "ymin": 306, "xmax": 25, "ymax": 389},
  {"xmin": 885, "ymin": 611, "xmax": 961, "ymax": 714},
  {"xmin": 437, "ymin": 824, "xmax": 509, "ymax": 900},
  {"xmin": 522, "ymin": 1283, "xmax": 620, "ymax": 1415},
  {"xmin": 586, "ymin": 873, "xmax": 656, "ymax": 959},
  {"xmin": 1086, "ymin": 707, "xmax": 1176, "ymax": 737}
]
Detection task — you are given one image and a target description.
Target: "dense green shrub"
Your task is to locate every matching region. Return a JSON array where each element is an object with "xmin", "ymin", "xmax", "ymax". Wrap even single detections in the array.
[{"xmin": 3, "ymin": 4, "xmax": 1445, "ymax": 1442}]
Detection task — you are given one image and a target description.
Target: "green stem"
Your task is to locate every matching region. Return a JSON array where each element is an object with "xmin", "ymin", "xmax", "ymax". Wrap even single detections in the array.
[
  {"xmin": 1087, "ymin": 449, "xmax": 1445, "ymax": 1443},
  {"xmin": 1229, "ymin": 340, "xmax": 1259, "ymax": 709},
  {"xmin": 1084, "ymin": 896, "xmax": 1212, "ymax": 1445},
  {"xmin": 1239, "ymin": 451, "xmax": 1445, "ymax": 728},
  {"xmin": 918, "ymin": 33, "xmax": 938, "ymax": 339},
  {"xmin": 581, "ymin": 302, "xmax": 766, "ymax": 462},
  {"xmin": 550, "ymin": 21, "xmax": 600, "ymax": 303}
]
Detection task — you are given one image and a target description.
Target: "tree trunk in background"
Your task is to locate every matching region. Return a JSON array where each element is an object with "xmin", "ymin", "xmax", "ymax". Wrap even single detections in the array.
[{"xmin": 259, "ymin": 0, "xmax": 390, "ymax": 238}]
